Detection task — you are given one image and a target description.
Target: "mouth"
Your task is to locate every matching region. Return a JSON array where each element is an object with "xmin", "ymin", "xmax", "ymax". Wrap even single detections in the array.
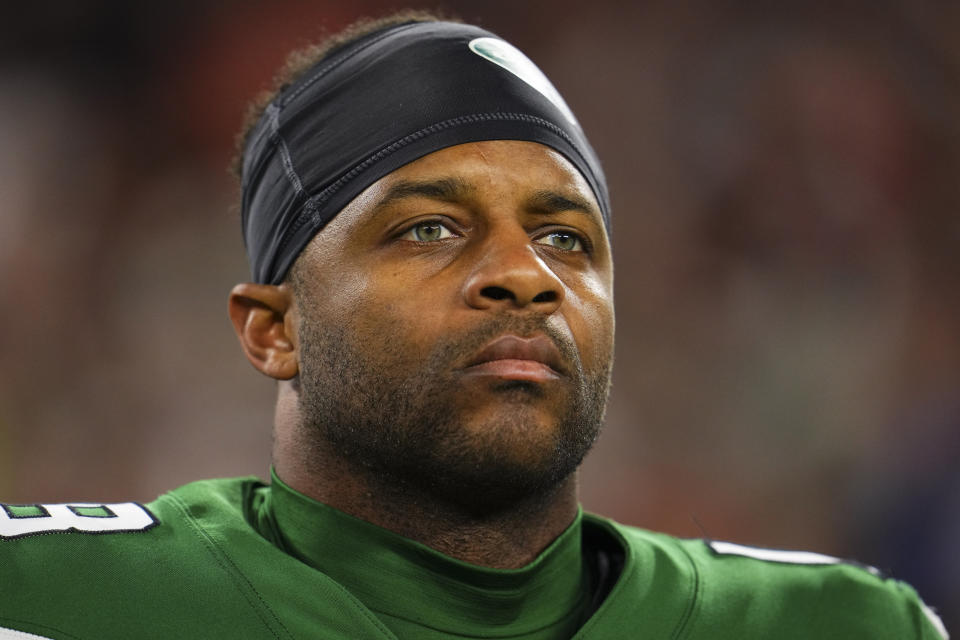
[{"xmin": 462, "ymin": 334, "xmax": 566, "ymax": 382}]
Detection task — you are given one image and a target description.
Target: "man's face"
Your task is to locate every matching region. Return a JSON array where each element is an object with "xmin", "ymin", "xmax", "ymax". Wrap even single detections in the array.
[{"xmin": 290, "ymin": 140, "xmax": 614, "ymax": 511}]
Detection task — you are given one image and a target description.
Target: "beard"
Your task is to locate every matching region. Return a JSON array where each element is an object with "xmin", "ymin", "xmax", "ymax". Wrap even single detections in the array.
[{"xmin": 295, "ymin": 308, "xmax": 612, "ymax": 515}]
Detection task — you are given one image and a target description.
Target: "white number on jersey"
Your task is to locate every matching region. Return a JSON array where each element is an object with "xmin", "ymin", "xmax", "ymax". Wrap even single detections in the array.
[
  {"xmin": 0, "ymin": 627, "xmax": 56, "ymax": 639},
  {"xmin": 0, "ymin": 502, "xmax": 157, "ymax": 538}
]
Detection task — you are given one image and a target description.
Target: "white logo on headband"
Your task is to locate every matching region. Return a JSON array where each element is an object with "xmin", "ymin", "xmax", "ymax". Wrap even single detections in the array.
[{"xmin": 468, "ymin": 37, "xmax": 579, "ymax": 126}]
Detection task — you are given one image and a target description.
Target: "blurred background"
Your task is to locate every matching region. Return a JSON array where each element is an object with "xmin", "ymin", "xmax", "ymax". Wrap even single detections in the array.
[{"xmin": 1, "ymin": 0, "xmax": 957, "ymax": 628}]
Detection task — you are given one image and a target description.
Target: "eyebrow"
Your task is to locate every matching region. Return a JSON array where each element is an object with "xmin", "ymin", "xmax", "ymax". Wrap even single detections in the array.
[
  {"xmin": 368, "ymin": 177, "xmax": 600, "ymax": 224},
  {"xmin": 525, "ymin": 189, "xmax": 600, "ymax": 220}
]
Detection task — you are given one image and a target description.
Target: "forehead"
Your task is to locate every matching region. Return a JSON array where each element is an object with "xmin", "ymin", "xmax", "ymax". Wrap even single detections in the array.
[{"xmin": 335, "ymin": 140, "xmax": 603, "ymax": 227}]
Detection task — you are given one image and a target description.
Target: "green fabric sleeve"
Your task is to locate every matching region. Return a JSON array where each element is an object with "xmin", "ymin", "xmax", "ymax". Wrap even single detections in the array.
[{"xmin": 579, "ymin": 516, "xmax": 949, "ymax": 640}]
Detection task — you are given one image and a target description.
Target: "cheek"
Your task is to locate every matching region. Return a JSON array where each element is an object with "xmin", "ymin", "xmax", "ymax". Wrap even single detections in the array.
[
  {"xmin": 564, "ymin": 273, "xmax": 615, "ymax": 365},
  {"xmin": 297, "ymin": 247, "xmax": 373, "ymax": 325},
  {"xmin": 317, "ymin": 251, "xmax": 428, "ymax": 322},
  {"xmin": 337, "ymin": 270, "xmax": 453, "ymax": 356}
]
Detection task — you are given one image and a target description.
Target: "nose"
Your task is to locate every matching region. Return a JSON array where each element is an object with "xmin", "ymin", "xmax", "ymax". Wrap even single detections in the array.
[{"xmin": 462, "ymin": 228, "xmax": 565, "ymax": 313}]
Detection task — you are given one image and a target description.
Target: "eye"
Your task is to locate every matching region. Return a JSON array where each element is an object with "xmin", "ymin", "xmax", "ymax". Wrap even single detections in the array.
[
  {"xmin": 534, "ymin": 231, "xmax": 585, "ymax": 252},
  {"xmin": 400, "ymin": 221, "xmax": 455, "ymax": 242}
]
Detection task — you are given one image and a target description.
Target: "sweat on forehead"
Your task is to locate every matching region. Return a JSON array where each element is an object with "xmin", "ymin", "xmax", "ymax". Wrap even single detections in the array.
[{"xmin": 240, "ymin": 20, "xmax": 610, "ymax": 285}]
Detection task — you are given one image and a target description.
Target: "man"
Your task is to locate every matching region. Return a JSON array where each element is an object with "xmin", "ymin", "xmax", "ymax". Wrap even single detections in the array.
[{"xmin": 0, "ymin": 12, "xmax": 948, "ymax": 639}]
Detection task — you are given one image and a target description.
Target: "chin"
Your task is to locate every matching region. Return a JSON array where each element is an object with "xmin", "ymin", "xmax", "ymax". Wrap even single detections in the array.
[{"xmin": 399, "ymin": 411, "xmax": 594, "ymax": 511}]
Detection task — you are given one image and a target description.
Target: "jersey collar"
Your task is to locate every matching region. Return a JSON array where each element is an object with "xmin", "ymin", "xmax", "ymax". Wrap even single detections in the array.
[{"xmin": 262, "ymin": 469, "xmax": 590, "ymax": 638}]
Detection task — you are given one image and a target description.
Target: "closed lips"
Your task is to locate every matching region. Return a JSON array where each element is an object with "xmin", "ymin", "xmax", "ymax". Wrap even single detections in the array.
[{"xmin": 465, "ymin": 334, "xmax": 566, "ymax": 376}]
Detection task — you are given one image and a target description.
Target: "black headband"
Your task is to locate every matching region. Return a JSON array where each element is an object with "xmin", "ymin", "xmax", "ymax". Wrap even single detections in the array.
[{"xmin": 240, "ymin": 21, "xmax": 610, "ymax": 284}]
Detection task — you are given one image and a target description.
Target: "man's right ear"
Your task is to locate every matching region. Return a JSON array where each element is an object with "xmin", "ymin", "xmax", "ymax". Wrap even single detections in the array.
[{"xmin": 228, "ymin": 283, "xmax": 299, "ymax": 380}]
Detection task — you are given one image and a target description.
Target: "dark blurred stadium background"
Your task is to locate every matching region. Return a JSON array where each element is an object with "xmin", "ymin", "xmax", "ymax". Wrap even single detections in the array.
[{"xmin": 1, "ymin": 0, "xmax": 957, "ymax": 628}]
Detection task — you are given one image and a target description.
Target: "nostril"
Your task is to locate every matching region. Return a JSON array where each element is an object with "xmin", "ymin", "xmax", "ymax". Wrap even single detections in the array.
[
  {"xmin": 532, "ymin": 291, "xmax": 557, "ymax": 303},
  {"xmin": 481, "ymin": 286, "xmax": 513, "ymax": 301}
]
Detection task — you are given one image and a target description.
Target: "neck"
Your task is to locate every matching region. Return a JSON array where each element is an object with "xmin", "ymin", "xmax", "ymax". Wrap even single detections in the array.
[{"xmin": 272, "ymin": 383, "xmax": 580, "ymax": 569}]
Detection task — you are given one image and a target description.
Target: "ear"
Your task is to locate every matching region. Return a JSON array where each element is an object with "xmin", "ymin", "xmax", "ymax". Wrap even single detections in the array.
[{"xmin": 228, "ymin": 283, "xmax": 299, "ymax": 380}]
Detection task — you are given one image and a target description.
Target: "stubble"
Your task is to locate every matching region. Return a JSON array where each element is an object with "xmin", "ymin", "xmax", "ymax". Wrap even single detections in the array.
[{"xmin": 294, "ymin": 303, "xmax": 612, "ymax": 515}]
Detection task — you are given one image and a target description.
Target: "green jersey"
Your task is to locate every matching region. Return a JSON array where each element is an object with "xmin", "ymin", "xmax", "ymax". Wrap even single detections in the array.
[{"xmin": 0, "ymin": 476, "xmax": 948, "ymax": 639}]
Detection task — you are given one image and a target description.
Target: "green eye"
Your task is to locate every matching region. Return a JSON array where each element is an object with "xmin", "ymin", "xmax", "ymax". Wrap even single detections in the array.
[
  {"xmin": 536, "ymin": 231, "xmax": 584, "ymax": 252},
  {"xmin": 402, "ymin": 221, "xmax": 454, "ymax": 242}
]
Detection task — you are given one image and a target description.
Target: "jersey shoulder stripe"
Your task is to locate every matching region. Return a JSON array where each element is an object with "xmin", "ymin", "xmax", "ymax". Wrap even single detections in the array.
[
  {"xmin": 701, "ymin": 538, "xmax": 948, "ymax": 639},
  {"xmin": 708, "ymin": 539, "xmax": 879, "ymax": 573},
  {"xmin": 593, "ymin": 517, "xmax": 949, "ymax": 639}
]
